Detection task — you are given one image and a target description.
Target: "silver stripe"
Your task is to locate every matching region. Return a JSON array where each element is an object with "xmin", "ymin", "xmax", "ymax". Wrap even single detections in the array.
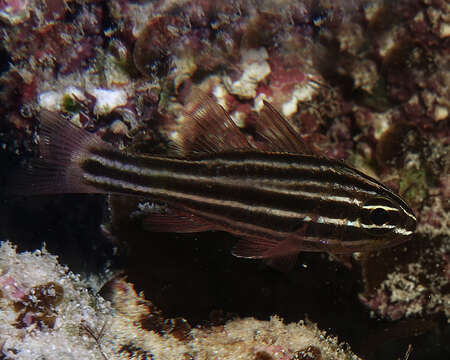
[
  {"xmin": 86, "ymin": 153, "xmax": 415, "ymax": 237},
  {"xmin": 400, "ymin": 206, "xmax": 417, "ymax": 222},
  {"xmin": 88, "ymin": 154, "xmax": 367, "ymax": 205},
  {"xmin": 250, "ymin": 186, "xmax": 362, "ymax": 206},
  {"xmin": 393, "ymin": 227, "xmax": 413, "ymax": 236},
  {"xmin": 360, "ymin": 223, "xmax": 396, "ymax": 230},
  {"xmin": 317, "ymin": 216, "xmax": 397, "ymax": 231},
  {"xmin": 362, "ymin": 205, "xmax": 399, "ymax": 212},
  {"xmin": 83, "ymin": 173, "xmax": 305, "ymax": 219},
  {"xmin": 84, "ymin": 173, "xmax": 397, "ymax": 232},
  {"xmin": 96, "ymin": 151, "xmax": 411, "ymax": 211}
]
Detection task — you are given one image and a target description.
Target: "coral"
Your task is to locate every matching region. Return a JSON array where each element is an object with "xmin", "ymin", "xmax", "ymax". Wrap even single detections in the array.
[
  {"xmin": 0, "ymin": 241, "xmax": 361, "ymax": 360},
  {"xmin": 0, "ymin": 0, "xmax": 30, "ymax": 25},
  {"xmin": 0, "ymin": 241, "xmax": 114, "ymax": 359},
  {"xmin": 358, "ymin": 235, "xmax": 449, "ymax": 321},
  {"xmin": 223, "ymin": 47, "xmax": 271, "ymax": 99},
  {"xmin": 89, "ymin": 88, "xmax": 128, "ymax": 116},
  {"xmin": 14, "ymin": 281, "xmax": 64, "ymax": 329}
]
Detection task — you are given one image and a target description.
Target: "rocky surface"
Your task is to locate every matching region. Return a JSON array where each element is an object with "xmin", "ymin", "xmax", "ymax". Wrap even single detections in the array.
[{"xmin": 0, "ymin": 241, "xmax": 361, "ymax": 360}]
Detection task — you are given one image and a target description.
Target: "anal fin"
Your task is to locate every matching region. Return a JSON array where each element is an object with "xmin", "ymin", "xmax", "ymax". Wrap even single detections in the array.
[{"xmin": 232, "ymin": 235, "xmax": 303, "ymax": 271}]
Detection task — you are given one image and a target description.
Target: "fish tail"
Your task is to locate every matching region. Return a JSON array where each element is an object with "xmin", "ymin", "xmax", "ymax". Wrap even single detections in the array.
[{"xmin": 9, "ymin": 110, "xmax": 109, "ymax": 195}]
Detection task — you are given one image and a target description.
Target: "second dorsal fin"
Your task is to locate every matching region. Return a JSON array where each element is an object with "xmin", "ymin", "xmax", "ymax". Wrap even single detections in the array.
[
  {"xmin": 171, "ymin": 91, "xmax": 314, "ymax": 156},
  {"xmin": 171, "ymin": 92, "xmax": 253, "ymax": 156},
  {"xmin": 255, "ymin": 101, "xmax": 315, "ymax": 155}
]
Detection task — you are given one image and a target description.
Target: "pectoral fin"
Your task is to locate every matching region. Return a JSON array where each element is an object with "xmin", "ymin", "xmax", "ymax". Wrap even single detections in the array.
[
  {"xmin": 232, "ymin": 236, "xmax": 281, "ymax": 258},
  {"xmin": 232, "ymin": 236, "xmax": 300, "ymax": 272},
  {"xmin": 143, "ymin": 210, "xmax": 217, "ymax": 233},
  {"xmin": 232, "ymin": 236, "xmax": 294, "ymax": 259}
]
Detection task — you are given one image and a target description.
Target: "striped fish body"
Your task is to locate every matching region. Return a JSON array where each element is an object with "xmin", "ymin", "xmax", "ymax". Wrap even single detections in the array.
[
  {"xmin": 81, "ymin": 148, "xmax": 416, "ymax": 257},
  {"xmin": 15, "ymin": 97, "xmax": 416, "ymax": 266}
]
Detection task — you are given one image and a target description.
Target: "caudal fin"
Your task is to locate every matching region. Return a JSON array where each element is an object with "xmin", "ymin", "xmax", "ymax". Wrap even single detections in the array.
[{"xmin": 9, "ymin": 110, "xmax": 111, "ymax": 195}]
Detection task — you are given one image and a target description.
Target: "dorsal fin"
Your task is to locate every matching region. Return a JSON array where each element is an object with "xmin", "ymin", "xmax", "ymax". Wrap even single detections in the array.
[
  {"xmin": 255, "ymin": 101, "xmax": 315, "ymax": 155},
  {"xmin": 171, "ymin": 93, "xmax": 253, "ymax": 156}
]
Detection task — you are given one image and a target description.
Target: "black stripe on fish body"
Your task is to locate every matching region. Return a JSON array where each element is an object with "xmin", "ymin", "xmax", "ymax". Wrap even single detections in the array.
[
  {"xmin": 87, "ymin": 150, "xmax": 380, "ymax": 206},
  {"xmin": 11, "ymin": 96, "xmax": 416, "ymax": 269},
  {"xmin": 86, "ymin": 147, "xmax": 385, "ymax": 202},
  {"xmin": 82, "ymin": 150, "xmax": 367, "ymax": 213},
  {"xmin": 80, "ymin": 148, "xmax": 412, "ymax": 243},
  {"xmin": 85, "ymin": 148, "xmax": 380, "ymax": 198}
]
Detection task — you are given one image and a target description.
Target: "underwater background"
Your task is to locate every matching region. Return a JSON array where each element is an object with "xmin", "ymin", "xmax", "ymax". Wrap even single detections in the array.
[{"xmin": 0, "ymin": 0, "xmax": 448, "ymax": 359}]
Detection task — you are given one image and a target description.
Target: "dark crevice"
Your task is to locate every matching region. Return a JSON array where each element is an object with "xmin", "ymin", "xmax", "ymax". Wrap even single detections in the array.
[{"xmin": 0, "ymin": 48, "xmax": 11, "ymax": 76}]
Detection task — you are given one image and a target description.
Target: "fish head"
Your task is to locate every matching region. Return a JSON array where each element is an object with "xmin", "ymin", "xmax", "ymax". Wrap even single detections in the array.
[{"xmin": 357, "ymin": 194, "xmax": 417, "ymax": 248}]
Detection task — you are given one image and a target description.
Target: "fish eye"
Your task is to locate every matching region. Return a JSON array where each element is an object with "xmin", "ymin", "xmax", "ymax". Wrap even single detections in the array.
[{"xmin": 369, "ymin": 207, "xmax": 390, "ymax": 226}]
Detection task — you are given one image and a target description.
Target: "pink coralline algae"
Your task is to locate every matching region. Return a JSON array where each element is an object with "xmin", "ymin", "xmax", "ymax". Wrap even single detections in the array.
[
  {"xmin": 0, "ymin": 0, "xmax": 30, "ymax": 25},
  {"xmin": 0, "ymin": 275, "xmax": 27, "ymax": 300}
]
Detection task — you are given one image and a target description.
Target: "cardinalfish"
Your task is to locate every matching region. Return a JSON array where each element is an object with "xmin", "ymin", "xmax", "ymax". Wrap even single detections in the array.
[{"xmin": 13, "ymin": 95, "xmax": 416, "ymax": 270}]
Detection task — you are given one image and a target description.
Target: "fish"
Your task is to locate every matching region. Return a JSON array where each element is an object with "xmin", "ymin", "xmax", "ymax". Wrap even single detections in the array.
[{"xmin": 12, "ymin": 95, "xmax": 416, "ymax": 270}]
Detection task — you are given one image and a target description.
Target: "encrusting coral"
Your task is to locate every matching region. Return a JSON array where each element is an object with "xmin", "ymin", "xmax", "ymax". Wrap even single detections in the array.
[{"xmin": 0, "ymin": 241, "xmax": 361, "ymax": 360}]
